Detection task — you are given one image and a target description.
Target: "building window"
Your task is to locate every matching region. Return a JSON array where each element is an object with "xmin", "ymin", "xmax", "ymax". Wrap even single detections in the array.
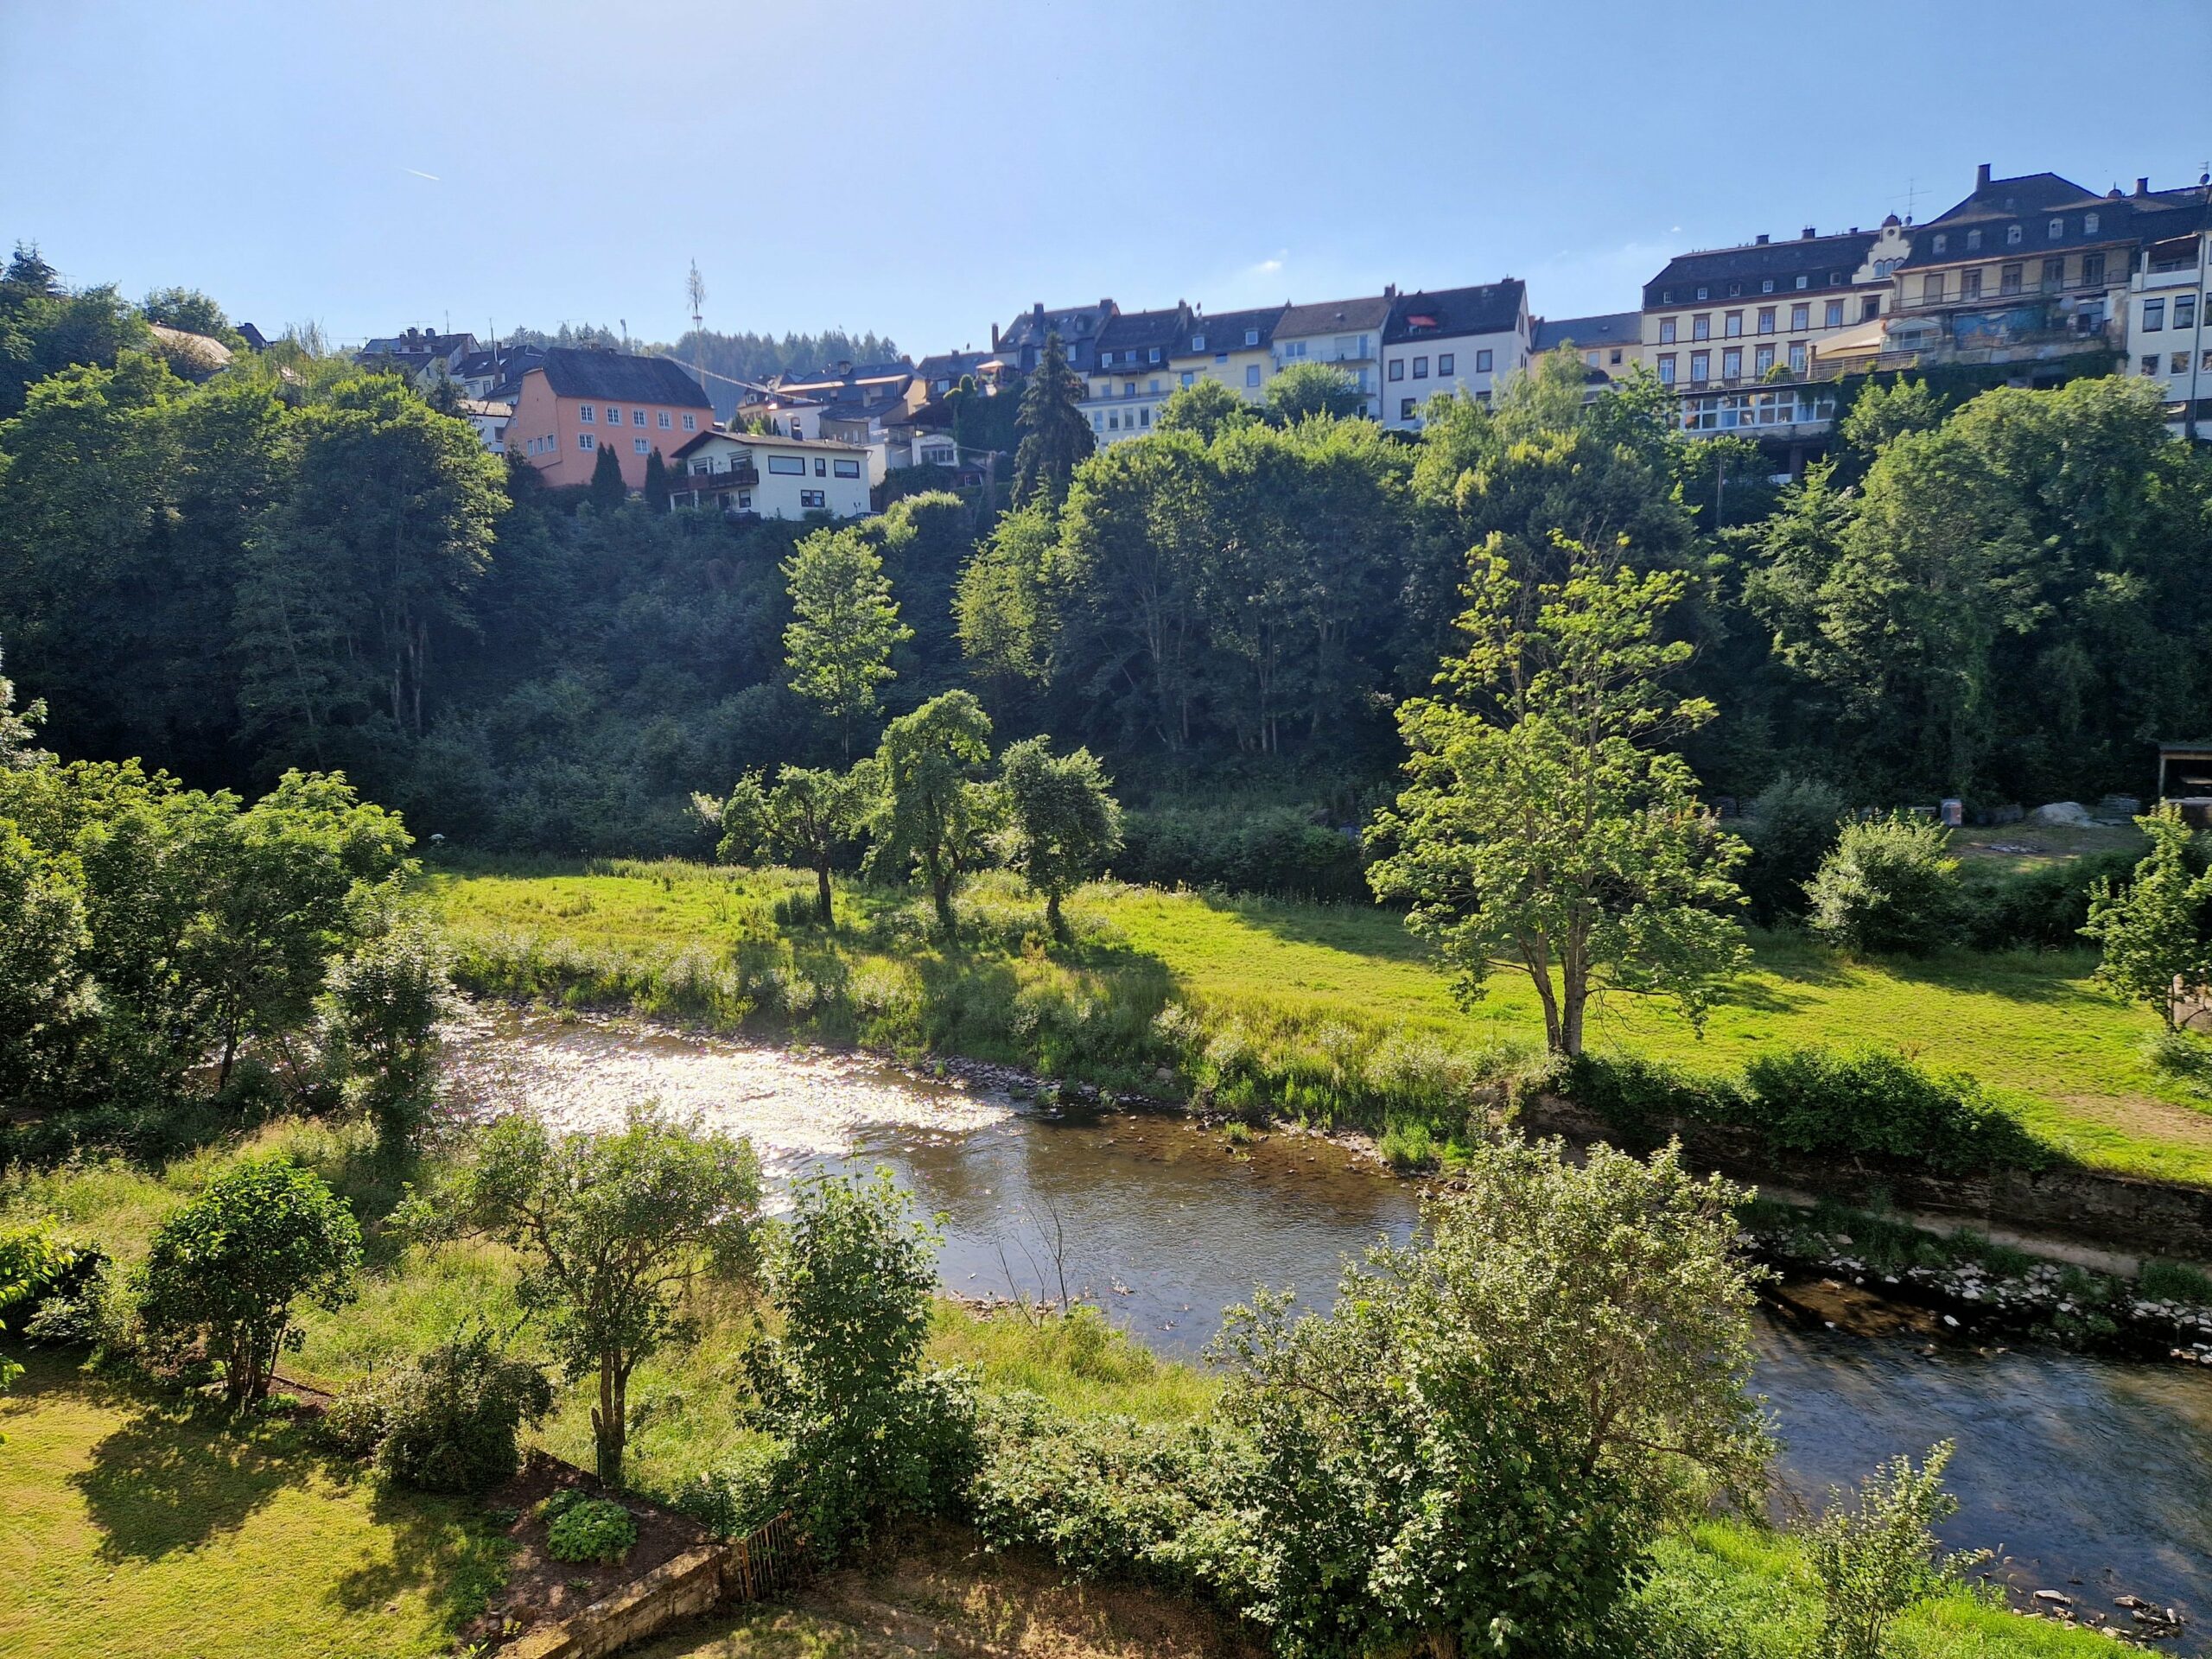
[
  {"xmin": 1921, "ymin": 273, "xmax": 1945, "ymax": 302},
  {"xmin": 2144, "ymin": 299, "xmax": 2166, "ymax": 331},
  {"xmin": 1245, "ymin": 364, "xmax": 1261, "ymax": 387},
  {"xmin": 1961, "ymin": 270, "xmax": 1983, "ymax": 301},
  {"xmin": 2174, "ymin": 353, "xmax": 2191, "ymax": 375},
  {"xmin": 1725, "ymin": 312, "xmax": 1743, "ymax": 337},
  {"xmin": 801, "ymin": 489, "xmax": 825, "ymax": 509},
  {"xmin": 738, "ymin": 492, "xmax": 752, "ymax": 509},
  {"xmin": 2082, "ymin": 251, "xmax": 2106, "ymax": 285},
  {"xmin": 1932, "ymin": 233, "xmax": 1948, "ymax": 253},
  {"xmin": 1438, "ymin": 353, "xmax": 1454, "ymax": 375},
  {"xmin": 2176, "ymin": 295, "xmax": 2198, "ymax": 330},
  {"xmin": 1824, "ymin": 299, "xmax": 1843, "ymax": 327},
  {"xmin": 1722, "ymin": 346, "xmax": 1743, "ymax": 379},
  {"xmin": 2042, "ymin": 257, "xmax": 2064, "ymax": 290},
  {"xmin": 1179, "ymin": 370, "xmax": 1194, "ymax": 387},
  {"xmin": 1760, "ymin": 278, "xmax": 1775, "ymax": 295},
  {"xmin": 683, "ymin": 414, "xmax": 696, "ymax": 431},
  {"xmin": 1107, "ymin": 412, "xmax": 1119, "ymax": 430},
  {"xmin": 1659, "ymin": 317, "xmax": 1677, "ymax": 344},
  {"xmin": 1692, "ymin": 315, "xmax": 1711, "ymax": 340},
  {"xmin": 1139, "ymin": 407, "xmax": 1151, "ymax": 427},
  {"xmin": 834, "ymin": 458, "xmax": 860, "ymax": 477},
  {"xmin": 1794, "ymin": 275, "xmax": 1808, "ymax": 289},
  {"xmin": 767, "ymin": 455, "xmax": 804, "ymax": 474},
  {"xmin": 1412, "ymin": 355, "xmax": 1429, "ymax": 378},
  {"xmin": 1609, "ymin": 348, "xmax": 1623, "ymax": 365},
  {"xmin": 1124, "ymin": 381, "xmax": 1135, "ymax": 397},
  {"xmin": 1758, "ymin": 308, "xmax": 1776, "ymax": 334},
  {"xmin": 1244, "ymin": 327, "xmax": 1259, "ymax": 346},
  {"xmin": 2084, "ymin": 212, "xmax": 2100, "ymax": 234},
  {"xmin": 1090, "ymin": 412, "xmax": 1102, "ymax": 430},
  {"xmin": 2143, "ymin": 356, "xmax": 2161, "ymax": 375},
  {"xmin": 1191, "ymin": 334, "xmax": 1205, "ymax": 352},
  {"xmin": 1754, "ymin": 344, "xmax": 1775, "ymax": 375},
  {"xmin": 1966, "ymin": 230, "xmax": 1982, "ymax": 251},
  {"xmin": 1728, "ymin": 283, "xmax": 1743, "ymax": 297},
  {"xmin": 1997, "ymin": 264, "xmax": 2021, "ymax": 296},
  {"xmin": 1657, "ymin": 353, "xmax": 1675, "ymax": 385},
  {"xmin": 632, "ymin": 409, "xmax": 646, "ymax": 426},
  {"xmin": 633, "ymin": 438, "xmax": 649, "ymax": 454},
  {"xmin": 1694, "ymin": 286, "xmax": 1708, "ymax": 301},
  {"xmin": 1389, "ymin": 359, "xmax": 1405, "ymax": 381},
  {"xmin": 658, "ymin": 410, "xmax": 671, "ymax": 428},
  {"xmin": 1148, "ymin": 347, "xmax": 1160, "ymax": 363},
  {"xmin": 1399, "ymin": 397, "xmax": 1416, "ymax": 420},
  {"xmin": 1789, "ymin": 341, "xmax": 1808, "ymax": 374},
  {"xmin": 1148, "ymin": 378, "xmax": 1160, "ymax": 393},
  {"xmin": 578, "ymin": 433, "xmax": 594, "ymax": 449},
  {"xmin": 813, "ymin": 457, "xmax": 826, "ymax": 475},
  {"xmin": 579, "ymin": 404, "xmax": 594, "ymax": 423},
  {"xmin": 2049, "ymin": 218, "xmax": 2064, "ymax": 239},
  {"xmin": 1100, "ymin": 351, "xmax": 1114, "ymax": 366},
  {"xmin": 1689, "ymin": 350, "xmax": 1710, "ymax": 382},
  {"xmin": 606, "ymin": 406, "xmax": 620, "ymax": 423},
  {"xmin": 1789, "ymin": 302, "xmax": 1809, "ymax": 330},
  {"xmin": 1862, "ymin": 296, "xmax": 1881, "ymax": 321},
  {"xmin": 2005, "ymin": 224, "xmax": 2022, "ymax": 245},
  {"xmin": 1474, "ymin": 348, "xmax": 1492, "ymax": 372}
]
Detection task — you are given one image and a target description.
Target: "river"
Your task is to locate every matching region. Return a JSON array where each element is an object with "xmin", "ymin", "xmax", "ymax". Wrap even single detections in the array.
[{"xmin": 442, "ymin": 1005, "xmax": 2212, "ymax": 1639}]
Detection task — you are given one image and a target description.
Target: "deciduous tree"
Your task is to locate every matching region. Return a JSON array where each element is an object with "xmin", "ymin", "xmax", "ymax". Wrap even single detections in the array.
[
  {"xmin": 782, "ymin": 525, "xmax": 911, "ymax": 757},
  {"xmin": 997, "ymin": 734, "xmax": 1121, "ymax": 937},
  {"xmin": 866, "ymin": 690, "xmax": 996, "ymax": 934},
  {"xmin": 717, "ymin": 764, "xmax": 865, "ymax": 924},
  {"xmin": 2082, "ymin": 804, "xmax": 2212, "ymax": 1029},
  {"xmin": 1367, "ymin": 538, "xmax": 1747, "ymax": 1057}
]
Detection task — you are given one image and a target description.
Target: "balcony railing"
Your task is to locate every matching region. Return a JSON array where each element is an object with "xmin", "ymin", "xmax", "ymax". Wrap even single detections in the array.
[{"xmin": 687, "ymin": 462, "xmax": 760, "ymax": 488}]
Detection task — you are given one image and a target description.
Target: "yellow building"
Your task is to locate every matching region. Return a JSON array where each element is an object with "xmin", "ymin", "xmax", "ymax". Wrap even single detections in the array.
[{"xmin": 1166, "ymin": 305, "xmax": 1289, "ymax": 404}]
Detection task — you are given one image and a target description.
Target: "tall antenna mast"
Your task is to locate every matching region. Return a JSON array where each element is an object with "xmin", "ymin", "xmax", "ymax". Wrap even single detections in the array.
[{"xmin": 687, "ymin": 258, "xmax": 708, "ymax": 392}]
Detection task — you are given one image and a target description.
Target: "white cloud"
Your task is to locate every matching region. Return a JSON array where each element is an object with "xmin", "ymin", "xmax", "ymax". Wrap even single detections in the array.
[
  {"xmin": 1249, "ymin": 249, "xmax": 1287, "ymax": 276},
  {"xmin": 404, "ymin": 168, "xmax": 441, "ymax": 183}
]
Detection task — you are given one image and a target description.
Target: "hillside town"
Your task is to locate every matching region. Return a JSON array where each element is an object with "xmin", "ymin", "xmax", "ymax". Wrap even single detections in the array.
[{"xmin": 278, "ymin": 158, "xmax": 2212, "ymax": 528}]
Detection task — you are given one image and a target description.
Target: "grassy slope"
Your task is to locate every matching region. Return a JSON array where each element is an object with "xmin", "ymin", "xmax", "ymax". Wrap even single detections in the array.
[
  {"xmin": 0, "ymin": 1351, "xmax": 507, "ymax": 1659},
  {"xmin": 429, "ymin": 862, "xmax": 2212, "ymax": 1185}
]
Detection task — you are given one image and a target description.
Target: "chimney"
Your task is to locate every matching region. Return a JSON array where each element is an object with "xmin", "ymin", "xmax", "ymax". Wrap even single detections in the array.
[
  {"xmin": 990, "ymin": 322, "xmax": 999, "ymax": 351},
  {"xmin": 1975, "ymin": 162, "xmax": 1992, "ymax": 189},
  {"xmin": 2136, "ymin": 176, "xmax": 2150, "ymax": 196},
  {"xmin": 1033, "ymin": 302, "xmax": 1045, "ymax": 322},
  {"xmin": 1801, "ymin": 226, "xmax": 1816, "ymax": 239},
  {"xmin": 1384, "ymin": 283, "xmax": 1397, "ymax": 298},
  {"xmin": 1755, "ymin": 233, "xmax": 1770, "ymax": 245}
]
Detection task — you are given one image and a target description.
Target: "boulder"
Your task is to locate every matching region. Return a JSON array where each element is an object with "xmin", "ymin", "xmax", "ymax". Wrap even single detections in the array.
[{"xmin": 2031, "ymin": 801, "xmax": 2092, "ymax": 826}]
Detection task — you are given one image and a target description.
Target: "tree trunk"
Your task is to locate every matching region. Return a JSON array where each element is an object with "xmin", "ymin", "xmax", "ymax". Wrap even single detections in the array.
[
  {"xmin": 1561, "ymin": 976, "xmax": 1587, "ymax": 1057},
  {"xmin": 1046, "ymin": 888, "xmax": 1065, "ymax": 940},
  {"xmin": 593, "ymin": 1352, "xmax": 625, "ymax": 1484},
  {"xmin": 816, "ymin": 862, "xmax": 835, "ymax": 927},
  {"xmin": 932, "ymin": 873, "xmax": 956, "ymax": 937}
]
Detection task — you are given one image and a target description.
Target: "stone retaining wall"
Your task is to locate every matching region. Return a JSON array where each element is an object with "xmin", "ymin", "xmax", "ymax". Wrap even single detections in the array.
[
  {"xmin": 501, "ymin": 1545, "xmax": 726, "ymax": 1659},
  {"xmin": 1524, "ymin": 1096, "xmax": 2212, "ymax": 1265}
]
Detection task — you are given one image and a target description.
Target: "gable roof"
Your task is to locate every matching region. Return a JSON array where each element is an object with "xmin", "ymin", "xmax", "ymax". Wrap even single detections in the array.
[
  {"xmin": 1274, "ymin": 294, "xmax": 1393, "ymax": 338},
  {"xmin": 536, "ymin": 347, "xmax": 714, "ymax": 408},
  {"xmin": 1531, "ymin": 310, "xmax": 1642, "ymax": 353},
  {"xmin": 1096, "ymin": 304, "xmax": 1192, "ymax": 359},
  {"xmin": 1643, "ymin": 232, "xmax": 1877, "ymax": 307},
  {"xmin": 996, "ymin": 300, "xmax": 1117, "ymax": 353},
  {"xmin": 1900, "ymin": 173, "xmax": 2206, "ymax": 270},
  {"xmin": 1385, "ymin": 280, "xmax": 1527, "ymax": 344},
  {"xmin": 1177, "ymin": 304, "xmax": 1287, "ymax": 356},
  {"xmin": 671, "ymin": 427, "xmax": 865, "ymax": 460}
]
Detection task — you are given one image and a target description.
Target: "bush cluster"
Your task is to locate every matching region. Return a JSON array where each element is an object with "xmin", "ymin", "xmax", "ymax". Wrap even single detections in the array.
[
  {"xmin": 540, "ymin": 1491, "xmax": 639, "ymax": 1565},
  {"xmin": 1567, "ymin": 1046, "xmax": 2048, "ymax": 1175},
  {"xmin": 1114, "ymin": 804, "xmax": 1365, "ymax": 901},
  {"xmin": 1805, "ymin": 817, "xmax": 1961, "ymax": 956},
  {"xmin": 327, "ymin": 1334, "xmax": 555, "ymax": 1493}
]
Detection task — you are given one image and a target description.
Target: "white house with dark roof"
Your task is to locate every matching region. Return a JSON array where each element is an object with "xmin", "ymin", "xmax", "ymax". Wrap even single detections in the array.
[
  {"xmin": 1088, "ymin": 302, "xmax": 1195, "ymax": 442},
  {"xmin": 1270, "ymin": 293, "xmax": 1393, "ymax": 416},
  {"xmin": 666, "ymin": 429, "xmax": 871, "ymax": 520},
  {"xmin": 1381, "ymin": 280, "xmax": 1530, "ymax": 429}
]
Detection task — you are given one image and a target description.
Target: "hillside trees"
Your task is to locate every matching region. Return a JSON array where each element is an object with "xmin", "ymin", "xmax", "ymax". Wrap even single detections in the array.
[
  {"xmin": 782, "ymin": 524, "xmax": 912, "ymax": 756},
  {"xmin": 1011, "ymin": 330, "xmax": 1093, "ymax": 510},
  {"xmin": 1367, "ymin": 540, "xmax": 1747, "ymax": 1057}
]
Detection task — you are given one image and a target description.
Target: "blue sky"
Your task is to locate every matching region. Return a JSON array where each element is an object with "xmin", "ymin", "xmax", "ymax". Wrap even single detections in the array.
[{"xmin": 5, "ymin": 0, "xmax": 2208, "ymax": 358}]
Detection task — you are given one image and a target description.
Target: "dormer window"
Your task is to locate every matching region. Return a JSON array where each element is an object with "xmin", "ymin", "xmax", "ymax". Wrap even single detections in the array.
[
  {"xmin": 1966, "ymin": 229, "xmax": 1982, "ymax": 251},
  {"xmin": 2005, "ymin": 225, "xmax": 2022, "ymax": 245},
  {"xmin": 1662, "ymin": 289, "xmax": 1675, "ymax": 303},
  {"xmin": 1245, "ymin": 328, "xmax": 1258, "ymax": 346},
  {"xmin": 1795, "ymin": 276, "xmax": 1808, "ymax": 289},
  {"xmin": 1729, "ymin": 283, "xmax": 1743, "ymax": 297},
  {"xmin": 2049, "ymin": 218, "xmax": 2064, "ymax": 238},
  {"xmin": 1695, "ymin": 286, "xmax": 1709, "ymax": 300},
  {"xmin": 1148, "ymin": 347, "xmax": 1161, "ymax": 363},
  {"xmin": 1932, "ymin": 232, "xmax": 1948, "ymax": 253},
  {"xmin": 2084, "ymin": 212, "xmax": 2100, "ymax": 234},
  {"xmin": 1101, "ymin": 351, "xmax": 1114, "ymax": 365},
  {"xmin": 1192, "ymin": 334, "xmax": 1205, "ymax": 353}
]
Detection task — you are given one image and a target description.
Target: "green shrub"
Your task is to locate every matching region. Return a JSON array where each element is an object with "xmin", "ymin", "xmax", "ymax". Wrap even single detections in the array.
[
  {"xmin": 1957, "ymin": 847, "xmax": 2141, "ymax": 952},
  {"xmin": 1802, "ymin": 1442, "xmax": 1986, "ymax": 1659},
  {"xmin": 320, "ymin": 1386, "xmax": 392, "ymax": 1461},
  {"xmin": 2145, "ymin": 1027, "xmax": 2212, "ymax": 1097},
  {"xmin": 1804, "ymin": 817, "xmax": 1961, "ymax": 956},
  {"xmin": 372, "ymin": 1333, "xmax": 556, "ymax": 1493},
  {"xmin": 0, "ymin": 1216, "xmax": 102, "ymax": 1334},
  {"xmin": 1563, "ymin": 1053, "xmax": 1749, "ymax": 1149},
  {"xmin": 1742, "ymin": 1046, "xmax": 2044, "ymax": 1173},
  {"xmin": 676, "ymin": 1442, "xmax": 796, "ymax": 1539},
  {"xmin": 1115, "ymin": 804, "xmax": 1364, "ymax": 900},
  {"xmin": 1741, "ymin": 774, "xmax": 1849, "ymax": 925},
  {"xmin": 2139, "ymin": 1257, "xmax": 2212, "ymax": 1306},
  {"xmin": 544, "ymin": 1497, "xmax": 638, "ymax": 1565}
]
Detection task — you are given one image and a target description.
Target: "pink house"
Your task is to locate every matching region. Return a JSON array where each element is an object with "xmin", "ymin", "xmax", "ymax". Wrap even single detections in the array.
[{"xmin": 509, "ymin": 347, "xmax": 716, "ymax": 491}]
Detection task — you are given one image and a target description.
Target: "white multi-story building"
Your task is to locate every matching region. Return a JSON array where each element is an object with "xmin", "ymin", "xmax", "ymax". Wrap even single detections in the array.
[
  {"xmin": 665, "ymin": 429, "xmax": 872, "ymax": 520},
  {"xmin": 1268, "ymin": 294, "xmax": 1393, "ymax": 417},
  {"xmin": 2120, "ymin": 202, "xmax": 2209, "ymax": 439},
  {"xmin": 1380, "ymin": 280, "xmax": 1530, "ymax": 428}
]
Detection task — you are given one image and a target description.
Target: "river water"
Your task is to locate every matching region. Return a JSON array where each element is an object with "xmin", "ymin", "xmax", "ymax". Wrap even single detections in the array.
[{"xmin": 442, "ymin": 1006, "xmax": 2212, "ymax": 1638}]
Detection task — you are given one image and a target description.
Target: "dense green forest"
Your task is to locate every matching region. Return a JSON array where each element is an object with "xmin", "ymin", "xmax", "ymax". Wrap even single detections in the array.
[{"xmin": 5, "ymin": 243, "xmax": 2211, "ymax": 870}]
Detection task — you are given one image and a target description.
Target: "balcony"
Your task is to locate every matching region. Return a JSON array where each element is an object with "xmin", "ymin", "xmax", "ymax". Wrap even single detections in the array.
[{"xmin": 686, "ymin": 461, "xmax": 760, "ymax": 488}]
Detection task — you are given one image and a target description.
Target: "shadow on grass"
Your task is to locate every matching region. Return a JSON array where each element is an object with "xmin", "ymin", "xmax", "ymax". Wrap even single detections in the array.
[
  {"xmin": 72, "ymin": 1396, "xmax": 311, "ymax": 1562},
  {"xmin": 327, "ymin": 1484, "xmax": 513, "ymax": 1632},
  {"xmin": 1187, "ymin": 887, "xmax": 1432, "ymax": 963}
]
